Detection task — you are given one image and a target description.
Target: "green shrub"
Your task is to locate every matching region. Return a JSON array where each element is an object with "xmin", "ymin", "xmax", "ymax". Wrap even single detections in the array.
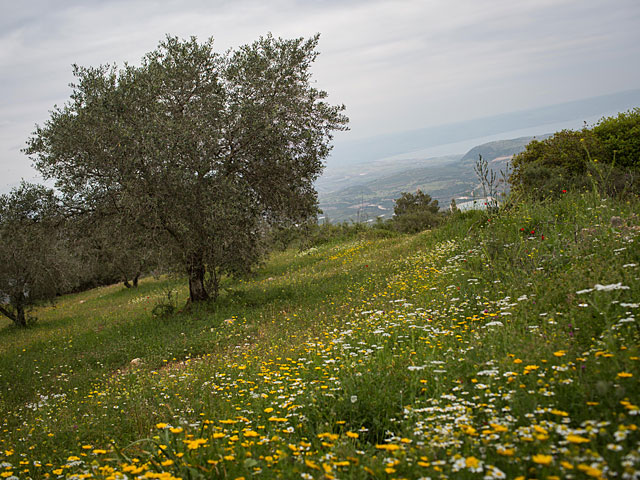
[
  {"xmin": 593, "ymin": 107, "xmax": 640, "ymax": 168},
  {"xmin": 392, "ymin": 190, "xmax": 443, "ymax": 233},
  {"xmin": 151, "ymin": 288, "xmax": 178, "ymax": 318},
  {"xmin": 510, "ymin": 129, "xmax": 603, "ymax": 198},
  {"xmin": 510, "ymin": 109, "xmax": 640, "ymax": 200}
]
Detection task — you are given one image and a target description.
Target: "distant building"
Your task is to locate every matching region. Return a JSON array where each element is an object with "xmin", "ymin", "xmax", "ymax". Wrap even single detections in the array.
[{"xmin": 455, "ymin": 197, "xmax": 498, "ymax": 211}]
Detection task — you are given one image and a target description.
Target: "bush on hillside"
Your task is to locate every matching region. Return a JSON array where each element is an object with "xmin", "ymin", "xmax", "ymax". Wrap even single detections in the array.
[
  {"xmin": 392, "ymin": 190, "xmax": 443, "ymax": 233},
  {"xmin": 593, "ymin": 107, "xmax": 640, "ymax": 169},
  {"xmin": 510, "ymin": 109, "xmax": 640, "ymax": 200},
  {"xmin": 510, "ymin": 129, "xmax": 604, "ymax": 199}
]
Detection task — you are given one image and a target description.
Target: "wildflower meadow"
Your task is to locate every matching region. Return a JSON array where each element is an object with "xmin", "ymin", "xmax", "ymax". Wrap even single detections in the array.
[{"xmin": 1, "ymin": 190, "xmax": 639, "ymax": 480}]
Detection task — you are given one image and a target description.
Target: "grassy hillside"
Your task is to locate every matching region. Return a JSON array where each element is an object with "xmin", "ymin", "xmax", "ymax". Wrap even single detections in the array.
[{"xmin": 1, "ymin": 191, "xmax": 639, "ymax": 479}]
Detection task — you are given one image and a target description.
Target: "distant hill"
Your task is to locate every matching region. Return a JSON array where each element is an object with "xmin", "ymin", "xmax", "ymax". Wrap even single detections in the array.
[
  {"xmin": 318, "ymin": 136, "xmax": 539, "ymax": 223},
  {"xmin": 458, "ymin": 135, "xmax": 550, "ymax": 167}
]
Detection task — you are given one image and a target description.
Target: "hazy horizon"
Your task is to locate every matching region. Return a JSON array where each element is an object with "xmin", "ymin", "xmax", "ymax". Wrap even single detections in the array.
[{"xmin": 2, "ymin": 89, "xmax": 639, "ymax": 195}]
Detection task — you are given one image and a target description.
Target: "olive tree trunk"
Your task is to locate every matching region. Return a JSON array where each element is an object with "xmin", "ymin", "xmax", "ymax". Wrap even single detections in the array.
[
  {"xmin": 123, "ymin": 272, "xmax": 141, "ymax": 289},
  {"xmin": 15, "ymin": 304, "xmax": 26, "ymax": 327},
  {"xmin": 187, "ymin": 261, "xmax": 209, "ymax": 303},
  {"xmin": 0, "ymin": 301, "xmax": 27, "ymax": 327}
]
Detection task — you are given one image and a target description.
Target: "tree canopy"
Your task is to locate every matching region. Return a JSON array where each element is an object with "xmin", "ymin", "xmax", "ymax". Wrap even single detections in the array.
[
  {"xmin": 0, "ymin": 183, "xmax": 69, "ymax": 326},
  {"xmin": 25, "ymin": 34, "xmax": 348, "ymax": 303}
]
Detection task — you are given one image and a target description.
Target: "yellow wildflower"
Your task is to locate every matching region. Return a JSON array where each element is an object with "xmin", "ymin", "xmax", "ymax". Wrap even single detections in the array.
[
  {"xmin": 184, "ymin": 438, "xmax": 207, "ymax": 450},
  {"xmin": 305, "ymin": 459, "xmax": 320, "ymax": 470},
  {"xmin": 465, "ymin": 456, "xmax": 480, "ymax": 468},
  {"xmin": 566, "ymin": 434, "xmax": 590, "ymax": 443},
  {"xmin": 578, "ymin": 464, "xmax": 603, "ymax": 477},
  {"xmin": 532, "ymin": 454, "xmax": 553, "ymax": 465},
  {"xmin": 376, "ymin": 444, "xmax": 401, "ymax": 451}
]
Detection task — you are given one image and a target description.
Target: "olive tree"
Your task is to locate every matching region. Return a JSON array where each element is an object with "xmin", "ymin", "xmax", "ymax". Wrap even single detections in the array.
[
  {"xmin": 26, "ymin": 34, "xmax": 348, "ymax": 303},
  {"xmin": 0, "ymin": 183, "xmax": 68, "ymax": 326}
]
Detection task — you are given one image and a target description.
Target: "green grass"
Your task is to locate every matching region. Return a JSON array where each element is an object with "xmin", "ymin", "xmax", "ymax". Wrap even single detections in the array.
[{"xmin": 1, "ymin": 191, "xmax": 639, "ymax": 479}]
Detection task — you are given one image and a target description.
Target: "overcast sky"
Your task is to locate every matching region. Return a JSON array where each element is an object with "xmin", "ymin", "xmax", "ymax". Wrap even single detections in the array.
[{"xmin": 1, "ymin": 0, "xmax": 639, "ymax": 190}]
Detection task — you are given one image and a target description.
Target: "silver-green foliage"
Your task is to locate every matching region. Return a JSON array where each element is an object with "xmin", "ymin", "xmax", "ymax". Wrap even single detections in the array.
[
  {"xmin": 0, "ymin": 183, "xmax": 68, "ymax": 326},
  {"xmin": 392, "ymin": 190, "xmax": 442, "ymax": 233},
  {"xmin": 25, "ymin": 34, "xmax": 348, "ymax": 302}
]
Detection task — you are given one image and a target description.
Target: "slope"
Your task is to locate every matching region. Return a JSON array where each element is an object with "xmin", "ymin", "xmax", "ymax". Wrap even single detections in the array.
[{"xmin": 0, "ymin": 191, "xmax": 639, "ymax": 479}]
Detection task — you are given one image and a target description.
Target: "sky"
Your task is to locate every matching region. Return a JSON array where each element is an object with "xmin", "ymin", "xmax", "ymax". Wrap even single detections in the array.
[{"xmin": 1, "ymin": 0, "xmax": 639, "ymax": 191}]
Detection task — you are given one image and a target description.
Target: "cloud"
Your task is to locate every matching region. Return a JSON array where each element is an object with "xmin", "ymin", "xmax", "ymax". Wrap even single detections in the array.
[{"xmin": 1, "ymin": 0, "xmax": 639, "ymax": 188}]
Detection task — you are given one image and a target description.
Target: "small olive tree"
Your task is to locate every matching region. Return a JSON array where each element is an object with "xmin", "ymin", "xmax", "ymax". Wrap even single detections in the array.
[
  {"xmin": 0, "ymin": 183, "xmax": 68, "ymax": 326},
  {"xmin": 25, "ymin": 34, "xmax": 348, "ymax": 303},
  {"xmin": 392, "ymin": 190, "xmax": 442, "ymax": 233}
]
